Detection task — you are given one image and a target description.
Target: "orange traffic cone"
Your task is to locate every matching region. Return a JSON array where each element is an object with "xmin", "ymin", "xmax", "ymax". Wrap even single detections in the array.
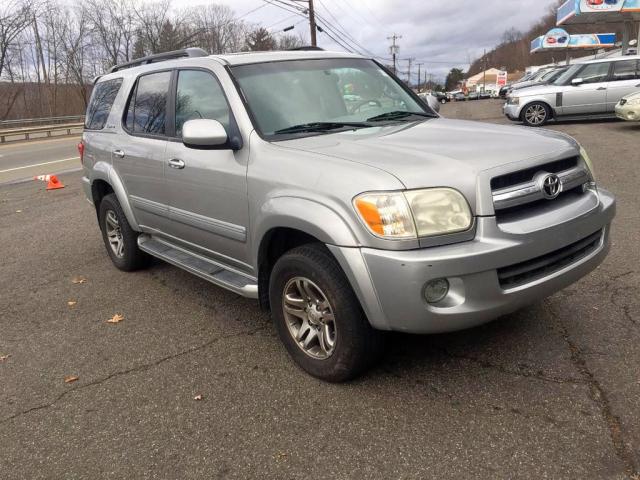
[
  {"xmin": 46, "ymin": 175, "xmax": 65, "ymax": 190},
  {"xmin": 34, "ymin": 174, "xmax": 65, "ymax": 190}
]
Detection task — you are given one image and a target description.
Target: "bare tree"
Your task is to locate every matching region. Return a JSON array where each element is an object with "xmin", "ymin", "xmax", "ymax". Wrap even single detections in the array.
[
  {"xmin": 188, "ymin": 4, "xmax": 246, "ymax": 54},
  {"xmin": 86, "ymin": 0, "xmax": 138, "ymax": 68},
  {"xmin": 0, "ymin": 0, "xmax": 33, "ymax": 78}
]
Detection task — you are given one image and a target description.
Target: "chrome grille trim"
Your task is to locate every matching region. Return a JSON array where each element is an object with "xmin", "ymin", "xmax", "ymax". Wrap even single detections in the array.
[{"xmin": 492, "ymin": 167, "xmax": 590, "ymax": 211}]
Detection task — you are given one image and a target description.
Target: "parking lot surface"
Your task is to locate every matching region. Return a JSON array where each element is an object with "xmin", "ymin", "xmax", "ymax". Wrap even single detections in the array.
[{"xmin": 0, "ymin": 100, "xmax": 638, "ymax": 479}]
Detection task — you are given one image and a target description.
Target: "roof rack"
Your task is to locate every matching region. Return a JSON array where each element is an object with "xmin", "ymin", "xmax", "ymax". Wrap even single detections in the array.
[
  {"xmin": 109, "ymin": 47, "xmax": 209, "ymax": 73},
  {"xmin": 287, "ymin": 46, "xmax": 325, "ymax": 51}
]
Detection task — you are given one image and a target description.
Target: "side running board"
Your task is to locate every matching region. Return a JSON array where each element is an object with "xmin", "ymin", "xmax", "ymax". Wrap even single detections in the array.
[{"xmin": 137, "ymin": 234, "xmax": 258, "ymax": 299}]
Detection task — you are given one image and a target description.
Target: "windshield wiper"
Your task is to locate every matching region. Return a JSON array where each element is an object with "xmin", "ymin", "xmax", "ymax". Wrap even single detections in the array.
[
  {"xmin": 366, "ymin": 111, "xmax": 435, "ymax": 122},
  {"xmin": 273, "ymin": 122, "xmax": 371, "ymax": 135}
]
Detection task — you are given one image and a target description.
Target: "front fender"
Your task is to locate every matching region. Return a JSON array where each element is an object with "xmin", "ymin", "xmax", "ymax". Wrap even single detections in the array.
[
  {"xmin": 251, "ymin": 196, "xmax": 359, "ymax": 262},
  {"xmin": 91, "ymin": 161, "xmax": 140, "ymax": 231}
]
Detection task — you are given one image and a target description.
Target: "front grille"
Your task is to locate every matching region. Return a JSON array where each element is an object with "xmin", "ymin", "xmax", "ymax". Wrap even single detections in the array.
[
  {"xmin": 491, "ymin": 157, "xmax": 579, "ymax": 191},
  {"xmin": 497, "ymin": 229, "xmax": 602, "ymax": 289}
]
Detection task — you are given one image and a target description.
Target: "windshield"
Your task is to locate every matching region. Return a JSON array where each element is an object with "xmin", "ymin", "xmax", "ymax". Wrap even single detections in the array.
[
  {"xmin": 553, "ymin": 64, "xmax": 581, "ymax": 85},
  {"xmin": 230, "ymin": 58, "xmax": 434, "ymax": 139}
]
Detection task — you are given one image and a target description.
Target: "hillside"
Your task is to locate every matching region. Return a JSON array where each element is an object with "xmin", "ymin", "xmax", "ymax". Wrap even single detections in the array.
[{"xmin": 467, "ymin": 1, "xmax": 630, "ymax": 76}]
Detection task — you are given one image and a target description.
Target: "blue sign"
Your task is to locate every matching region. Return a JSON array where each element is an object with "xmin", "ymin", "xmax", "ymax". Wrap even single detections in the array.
[{"xmin": 558, "ymin": 0, "xmax": 640, "ymax": 24}]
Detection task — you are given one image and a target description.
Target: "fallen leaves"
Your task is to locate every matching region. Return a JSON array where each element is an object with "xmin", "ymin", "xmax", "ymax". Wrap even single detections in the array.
[
  {"xmin": 71, "ymin": 276, "xmax": 87, "ymax": 284},
  {"xmin": 106, "ymin": 313, "xmax": 124, "ymax": 324},
  {"xmin": 67, "ymin": 300, "xmax": 77, "ymax": 307},
  {"xmin": 193, "ymin": 394, "xmax": 204, "ymax": 401},
  {"xmin": 64, "ymin": 375, "xmax": 79, "ymax": 384},
  {"xmin": 15, "ymin": 209, "xmax": 22, "ymax": 213},
  {"xmin": 0, "ymin": 354, "xmax": 10, "ymax": 362}
]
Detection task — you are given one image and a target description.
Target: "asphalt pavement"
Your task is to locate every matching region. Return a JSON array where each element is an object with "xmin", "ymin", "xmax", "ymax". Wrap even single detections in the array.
[
  {"xmin": 0, "ymin": 101, "xmax": 638, "ymax": 479},
  {"xmin": 0, "ymin": 136, "xmax": 80, "ymax": 184}
]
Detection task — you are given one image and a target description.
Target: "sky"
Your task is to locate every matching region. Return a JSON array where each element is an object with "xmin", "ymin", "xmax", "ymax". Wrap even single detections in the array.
[{"xmin": 175, "ymin": 0, "xmax": 560, "ymax": 82}]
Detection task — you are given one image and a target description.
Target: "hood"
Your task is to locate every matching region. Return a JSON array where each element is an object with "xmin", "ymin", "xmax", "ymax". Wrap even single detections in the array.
[
  {"xmin": 623, "ymin": 91, "xmax": 640, "ymax": 101},
  {"xmin": 276, "ymin": 118, "xmax": 579, "ymax": 197}
]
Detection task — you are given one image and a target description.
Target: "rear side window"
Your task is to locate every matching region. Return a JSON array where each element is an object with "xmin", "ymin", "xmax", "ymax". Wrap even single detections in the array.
[
  {"xmin": 612, "ymin": 60, "xmax": 640, "ymax": 81},
  {"xmin": 124, "ymin": 71, "xmax": 171, "ymax": 135},
  {"xmin": 85, "ymin": 78, "xmax": 123, "ymax": 130}
]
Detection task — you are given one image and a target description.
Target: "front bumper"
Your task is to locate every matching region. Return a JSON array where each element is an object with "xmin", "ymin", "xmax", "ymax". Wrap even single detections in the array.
[
  {"xmin": 615, "ymin": 104, "xmax": 639, "ymax": 122},
  {"xmin": 503, "ymin": 103, "xmax": 522, "ymax": 121},
  {"xmin": 330, "ymin": 189, "xmax": 615, "ymax": 334}
]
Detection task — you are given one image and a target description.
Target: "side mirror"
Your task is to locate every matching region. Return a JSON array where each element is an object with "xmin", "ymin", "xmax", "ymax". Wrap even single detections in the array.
[
  {"xmin": 571, "ymin": 78, "xmax": 584, "ymax": 86},
  {"xmin": 182, "ymin": 119, "xmax": 228, "ymax": 148}
]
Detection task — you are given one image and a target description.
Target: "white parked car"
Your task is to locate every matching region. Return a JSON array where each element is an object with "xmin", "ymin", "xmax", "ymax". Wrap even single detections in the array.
[{"xmin": 615, "ymin": 91, "xmax": 640, "ymax": 122}]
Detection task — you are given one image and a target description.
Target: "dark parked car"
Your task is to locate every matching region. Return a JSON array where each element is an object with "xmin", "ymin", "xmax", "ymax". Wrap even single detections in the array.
[
  {"xmin": 479, "ymin": 91, "xmax": 492, "ymax": 100},
  {"xmin": 454, "ymin": 92, "xmax": 466, "ymax": 101},
  {"xmin": 433, "ymin": 92, "xmax": 449, "ymax": 104}
]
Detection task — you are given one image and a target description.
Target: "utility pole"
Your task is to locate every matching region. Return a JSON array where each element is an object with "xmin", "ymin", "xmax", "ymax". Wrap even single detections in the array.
[
  {"xmin": 406, "ymin": 58, "xmax": 414, "ymax": 86},
  {"xmin": 387, "ymin": 34, "xmax": 402, "ymax": 75},
  {"xmin": 308, "ymin": 0, "xmax": 317, "ymax": 47},
  {"xmin": 417, "ymin": 63, "xmax": 424, "ymax": 91},
  {"xmin": 292, "ymin": 0, "xmax": 317, "ymax": 46}
]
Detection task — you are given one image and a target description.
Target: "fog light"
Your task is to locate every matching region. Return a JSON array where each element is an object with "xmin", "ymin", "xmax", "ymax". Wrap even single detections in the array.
[{"xmin": 424, "ymin": 278, "xmax": 450, "ymax": 304}]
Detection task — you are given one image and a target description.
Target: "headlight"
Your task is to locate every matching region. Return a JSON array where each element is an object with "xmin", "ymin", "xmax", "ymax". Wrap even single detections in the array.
[
  {"xmin": 580, "ymin": 146, "xmax": 596, "ymax": 181},
  {"xmin": 508, "ymin": 96, "xmax": 520, "ymax": 105},
  {"xmin": 354, "ymin": 188, "xmax": 472, "ymax": 239}
]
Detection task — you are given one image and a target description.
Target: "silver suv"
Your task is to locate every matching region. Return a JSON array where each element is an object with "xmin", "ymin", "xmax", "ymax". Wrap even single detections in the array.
[
  {"xmin": 504, "ymin": 55, "xmax": 640, "ymax": 126},
  {"xmin": 81, "ymin": 48, "xmax": 615, "ymax": 381}
]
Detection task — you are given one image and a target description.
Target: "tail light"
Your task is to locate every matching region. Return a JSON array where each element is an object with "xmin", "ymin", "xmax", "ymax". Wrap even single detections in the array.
[{"xmin": 77, "ymin": 141, "xmax": 85, "ymax": 165}]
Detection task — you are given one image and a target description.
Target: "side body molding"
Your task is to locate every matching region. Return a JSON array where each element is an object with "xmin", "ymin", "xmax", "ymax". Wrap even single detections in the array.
[{"xmin": 90, "ymin": 161, "xmax": 141, "ymax": 231}]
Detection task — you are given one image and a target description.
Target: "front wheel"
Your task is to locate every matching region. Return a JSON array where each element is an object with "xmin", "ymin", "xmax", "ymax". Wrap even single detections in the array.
[
  {"xmin": 269, "ymin": 244, "xmax": 385, "ymax": 382},
  {"xmin": 521, "ymin": 102, "xmax": 551, "ymax": 127}
]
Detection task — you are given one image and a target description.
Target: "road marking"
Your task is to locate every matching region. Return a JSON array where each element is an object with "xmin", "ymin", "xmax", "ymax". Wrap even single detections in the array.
[{"xmin": 0, "ymin": 157, "xmax": 80, "ymax": 174}]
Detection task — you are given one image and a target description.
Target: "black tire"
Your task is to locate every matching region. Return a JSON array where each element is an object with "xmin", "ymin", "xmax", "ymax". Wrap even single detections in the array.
[
  {"xmin": 98, "ymin": 193, "xmax": 150, "ymax": 272},
  {"xmin": 440, "ymin": 98, "xmax": 446, "ymax": 104},
  {"xmin": 521, "ymin": 101, "xmax": 551, "ymax": 127},
  {"xmin": 269, "ymin": 244, "xmax": 385, "ymax": 382}
]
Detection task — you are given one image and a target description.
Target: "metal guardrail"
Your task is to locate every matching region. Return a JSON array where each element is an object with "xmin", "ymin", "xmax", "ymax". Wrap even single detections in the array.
[
  {"xmin": 0, "ymin": 123, "xmax": 84, "ymax": 143},
  {"xmin": 0, "ymin": 115, "xmax": 85, "ymax": 129}
]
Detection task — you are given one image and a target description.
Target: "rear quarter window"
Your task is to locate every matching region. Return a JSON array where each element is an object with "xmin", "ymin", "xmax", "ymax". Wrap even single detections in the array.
[{"xmin": 85, "ymin": 78, "xmax": 123, "ymax": 130}]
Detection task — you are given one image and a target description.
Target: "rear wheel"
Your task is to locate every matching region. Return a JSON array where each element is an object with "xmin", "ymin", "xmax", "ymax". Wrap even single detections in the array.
[
  {"xmin": 269, "ymin": 244, "xmax": 385, "ymax": 382},
  {"xmin": 98, "ymin": 193, "xmax": 150, "ymax": 271},
  {"xmin": 522, "ymin": 102, "xmax": 550, "ymax": 127}
]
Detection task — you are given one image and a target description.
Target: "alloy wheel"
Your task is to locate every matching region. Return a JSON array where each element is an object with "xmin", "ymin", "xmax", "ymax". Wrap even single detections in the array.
[
  {"xmin": 525, "ymin": 104, "xmax": 547, "ymax": 125},
  {"xmin": 282, "ymin": 277, "xmax": 337, "ymax": 360},
  {"xmin": 105, "ymin": 210, "xmax": 124, "ymax": 258}
]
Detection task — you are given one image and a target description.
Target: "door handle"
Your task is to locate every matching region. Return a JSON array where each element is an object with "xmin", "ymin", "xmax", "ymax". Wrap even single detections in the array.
[
  {"xmin": 168, "ymin": 158, "xmax": 185, "ymax": 169},
  {"xmin": 113, "ymin": 149, "xmax": 125, "ymax": 158},
  {"xmin": 596, "ymin": 87, "xmax": 607, "ymax": 91}
]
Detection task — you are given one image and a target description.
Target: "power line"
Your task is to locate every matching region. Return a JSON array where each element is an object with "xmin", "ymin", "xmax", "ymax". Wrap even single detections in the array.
[{"xmin": 314, "ymin": 0, "xmax": 379, "ymax": 58}]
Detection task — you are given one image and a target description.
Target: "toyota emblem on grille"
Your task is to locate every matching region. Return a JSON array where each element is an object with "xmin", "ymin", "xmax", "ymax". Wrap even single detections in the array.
[{"xmin": 540, "ymin": 173, "xmax": 561, "ymax": 200}]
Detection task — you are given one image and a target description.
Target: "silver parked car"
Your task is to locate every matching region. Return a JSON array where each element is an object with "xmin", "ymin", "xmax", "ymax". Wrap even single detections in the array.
[
  {"xmin": 81, "ymin": 48, "xmax": 615, "ymax": 381},
  {"xmin": 504, "ymin": 55, "xmax": 640, "ymax": 126}
]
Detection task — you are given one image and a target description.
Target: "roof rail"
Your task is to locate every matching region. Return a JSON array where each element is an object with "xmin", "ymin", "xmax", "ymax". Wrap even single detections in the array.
[
  {"xmin": 109, "ymin": 48, "xmax": 209, "ymax": 73},
  {"xmin": 287, "ymin": 46, "xmax": 325, "ymax": 51}
]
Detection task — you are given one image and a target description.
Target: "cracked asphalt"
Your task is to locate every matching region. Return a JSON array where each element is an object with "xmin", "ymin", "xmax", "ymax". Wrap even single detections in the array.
[{"xmin": 0, "ymin": 100, "xmax": 638, "ymax": 479}]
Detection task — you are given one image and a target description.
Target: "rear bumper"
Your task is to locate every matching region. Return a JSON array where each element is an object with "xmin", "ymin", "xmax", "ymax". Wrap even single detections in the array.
[{"xmin": 330, "ymin": 189, "xmax": 615, "ymax": 334}]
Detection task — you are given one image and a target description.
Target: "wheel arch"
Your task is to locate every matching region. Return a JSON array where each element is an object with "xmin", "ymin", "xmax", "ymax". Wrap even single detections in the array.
[
  {"xmin": 519, "ymin": 99, "xmax": 554, "ymax": 124},
  {"xmin": 253, "ymin": 197, "xmax": 360, "ymax": 311},
  {"xmin": 90, "ymin": 162, "xmax": 140, "ymax": 231}
]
